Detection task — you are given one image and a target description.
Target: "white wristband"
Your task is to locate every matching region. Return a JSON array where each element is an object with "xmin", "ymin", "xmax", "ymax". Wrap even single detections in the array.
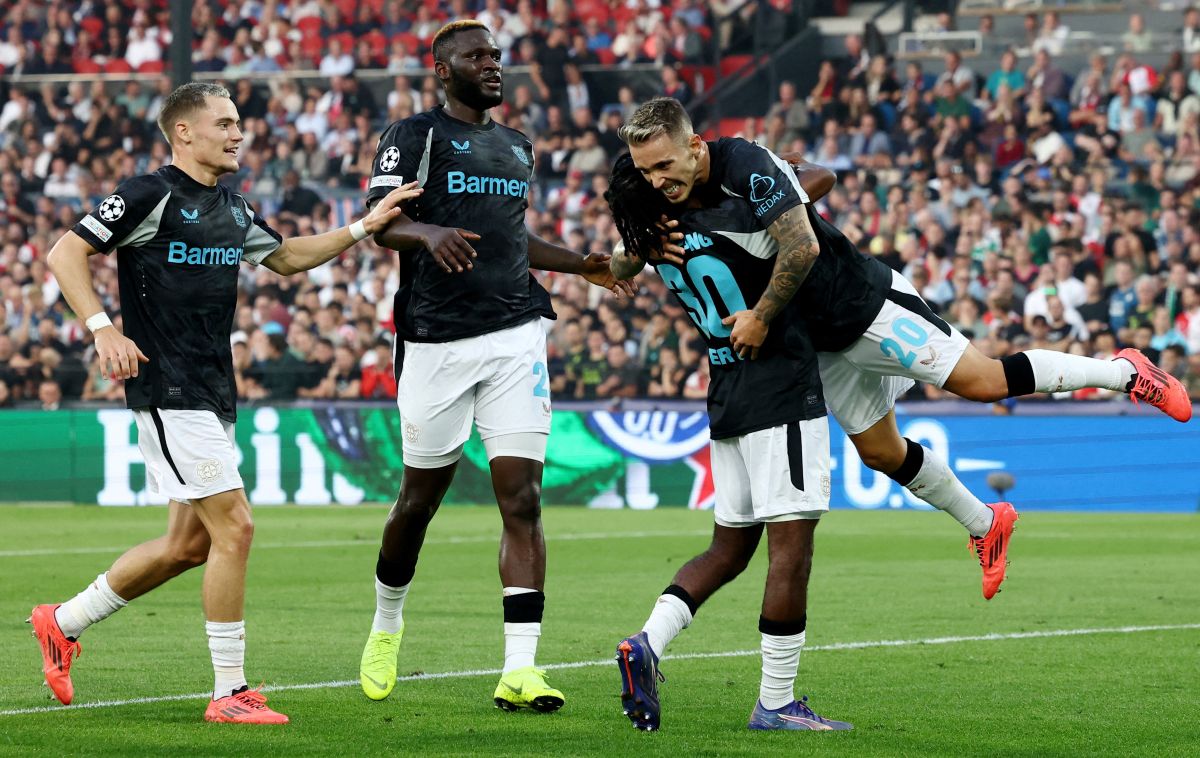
[
  {"xmin": 349, "ymin": 219, "xmax": 368, "ymax": 242},
  {"xmin": 85, "ymin": 312, "xmax": 113, "ymax": 333}
]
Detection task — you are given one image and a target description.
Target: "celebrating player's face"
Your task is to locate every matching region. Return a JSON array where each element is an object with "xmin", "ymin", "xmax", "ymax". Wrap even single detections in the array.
[
  {"xmin": 445, "ymin": 30, "xmax": 504, "ymax": 112},
  {"xmin": 629, "ymin": 133, "xmax": 701, "ymax": 205},
  {"xmin": 187, "ymin": 96, "xmax": 243, "ymax": 175}
]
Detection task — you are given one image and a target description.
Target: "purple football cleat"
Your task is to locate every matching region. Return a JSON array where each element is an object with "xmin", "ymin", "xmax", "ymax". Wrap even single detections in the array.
[
  {"xmin": 616, "ymin": 631, "xmax": 664, "ymax": 731},
  {"xmin": 748, "ymin": 696, "xmax": 853, "ymax": 731}
]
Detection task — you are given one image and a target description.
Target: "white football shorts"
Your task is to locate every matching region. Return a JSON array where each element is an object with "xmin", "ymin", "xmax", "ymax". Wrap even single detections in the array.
[
  {"xmin": 132, "ymin": 408, "xmax": 243, "ymax": 501},
  {"xmin": 712, "ymin": 418, "xmax": 831, "ymax": 527},
  {"xmin": 397, "ymin": 317, "xmax": 552, "ymax": 468},
  {"xmin": 820, "ymin": 269, "xmax": 970, "ymax": 435}
]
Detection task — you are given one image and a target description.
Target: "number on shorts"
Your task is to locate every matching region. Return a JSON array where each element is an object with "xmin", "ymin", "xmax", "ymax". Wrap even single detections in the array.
[
  {"xmin": 532, "ymin": 361, "xmax": 549, "ymax": 398},
  {"xmin": 879, "ymin": 317, "xmax": 930, "ymax": 369}
]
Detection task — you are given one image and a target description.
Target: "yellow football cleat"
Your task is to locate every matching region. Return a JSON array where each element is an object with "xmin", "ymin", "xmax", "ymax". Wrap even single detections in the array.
[
  {"xmin": 359, "ymin": 626, "xmax": 404, "ymax": 701},
  {"xmin": 493, "ymin": 666, "xmax": 565, "ymax": 713}
]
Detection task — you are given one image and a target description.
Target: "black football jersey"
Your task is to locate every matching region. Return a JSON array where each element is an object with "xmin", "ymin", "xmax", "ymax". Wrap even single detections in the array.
[
  {"xmin": 72, "ymin": 165, "xmax": 282, "ymax": 421},
  {"xmin": 703, "ymin": 138, "xmax": 893, "ymax": 352},
  {"xmin": 367, "ymin": 106, "xmax": 554, "ymax": 343},
  {"xmin": 652, "ymin": 140, "xmax": 831, "ymax": 440}
]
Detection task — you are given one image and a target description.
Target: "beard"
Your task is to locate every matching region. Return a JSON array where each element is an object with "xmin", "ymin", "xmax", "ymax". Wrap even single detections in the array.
[{"xmin": 448, "ymin": 67, "xmax": 503, "ymax": 111}]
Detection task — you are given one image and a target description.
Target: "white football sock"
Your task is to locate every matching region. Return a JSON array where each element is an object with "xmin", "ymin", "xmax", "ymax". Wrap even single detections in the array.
[
  {"xmin": 1023, "ymin": 350, "xmax": 1134, "ymax": 394},
  {"xmin": 372, "ymin": 578, "xmax": 410, "ymax": 634},
  {"xmin": 760, "ymin": 631, "xmax": 805, "ymax": 710},
  {"xmin": 502, "ymin": 587, "xmax": 541, "ymax": 674},
  {"xmin": 55, "ymin": 572, "xmax": 128, "ymax": 640},
  {"xmin": 641, "ymin": 594, "xmax": 693, "ymax": 658},
  {"xmin": 502, "ymin": 623, "xmax": 541, "ymax": 674},
  {"xmin": 905, "ymin": 447, "xmax": 994, "ymax": 538},
  {"xmin": 207, "ymin": 620, "xmax": 248, "ymax": 700}
]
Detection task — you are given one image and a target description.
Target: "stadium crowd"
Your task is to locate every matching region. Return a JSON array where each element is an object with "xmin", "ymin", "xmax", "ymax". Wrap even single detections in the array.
[{"xmin": 1, "ymin": 1, "xmax": 1200, "ymax": 411}]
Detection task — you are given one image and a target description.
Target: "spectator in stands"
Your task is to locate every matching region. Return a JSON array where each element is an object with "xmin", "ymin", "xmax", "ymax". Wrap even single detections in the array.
[
  {"xmin": 766, "ymin": 81, "xmax": 810, "ymax": 145},
  {"xmin": 193, "ymin": 30, "xmax": 226, "ymax": 72},
  {"xmin": 837, "ymin": 33, "xmax": 870, "ymax": 86},
  {"xmin": 38, "ymin": 378, "xmax": 62, "ymax": 411},
  {"xmin": 987, "ymin": 50, "xmax": 1026, "ymax": 100},
  {"xmin": 668, "ymin": 16, "xmax": 704, "ymax": 64},
  {"xmin": 320, "ymin": 37, "xmax": 355, "ymax": 77},
  {"xmin": 660, "ymin": 65, "xmax": 692, "ymax": 104},
  {"xmin": 531, "ymin": 27, "xmax": 570, "ymax": 107},
  {"xmin": 1027, "ymin": 49, "xmax": 1068, "ymax": 103},
  {"xmin": 1033, "ymin": 11, "xmax": 1069, "ymax": 57},
  {"xmin": 849, "ymin": 113, "xmax": 890, "ymax": 168},
  {"xmin": 1123, "ymin": 13, "xmax": 1153, "ymax": 53},
  {"xmin": 937, "ymin": 50, "xmax": 976, "ymax": 97}
]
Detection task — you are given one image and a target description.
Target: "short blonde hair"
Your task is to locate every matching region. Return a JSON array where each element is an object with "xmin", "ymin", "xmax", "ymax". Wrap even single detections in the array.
[{"xmin": 618, "ymin": 97, "xmax": 693, "ymax": 147}]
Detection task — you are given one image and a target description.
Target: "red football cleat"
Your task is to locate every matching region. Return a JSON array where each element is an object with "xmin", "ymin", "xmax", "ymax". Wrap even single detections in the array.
[
  {"xmin": 204, "ymin": 687, "xmax": 290, "ymax": 724},
  {"xmin": 28, "ymin": 604, "xmax": 82, "ymax": 705},
  {"xmin": 968, "ymin": 502, "xmax": 1018, "ymax": 600},
  {"xmin": 1117, "ymin": 348, "xmax": 1193, "ymax": 423}
]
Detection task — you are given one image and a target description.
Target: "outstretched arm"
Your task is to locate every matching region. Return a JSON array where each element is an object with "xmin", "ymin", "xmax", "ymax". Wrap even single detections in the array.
[
  {"xmin": 722, "ymin": 204, "xmax": 822, "ymax": 359},
  {"xmin": 529, "ymin": 234, "xmax": 636, "ymax": 298},
  {"xmin": 265, "ymin": 184, "xmax": 421, "ymax": 275}
]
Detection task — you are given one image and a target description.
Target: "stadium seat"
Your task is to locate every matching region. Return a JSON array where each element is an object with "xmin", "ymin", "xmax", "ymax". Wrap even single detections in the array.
[
  {"xmin": 73, "ymin": 60, "xmax": 102, "ymax": 74},
  {"xmin": 300, "ymin": 36, "xmax": 325, "ymax": 64},
  {"xmin": 719, "ymin": 54, "xmax": 754, "ymax": 79},
  {"xmin": 391, "ymin": 32, "xmax": 421, "ymax": 52},
  {"xmin": 363, "ymin": 31, "xmax": 387, "ymax": 54},
  {"xmin": 296, "ymin": 16, "xmax": 324, "ymax": 39},
  {"xmin": 137, "ymin": 60, "xmax": 165, "ymax": 74},
  {"xmin": 331, "ymin": 32, "xmax": 355, "ymax": 52},
  {"xmin": 681, "ymin": 65, "xmax": 715, "ymax": 94},
  {"xmin": 596, "ymin": 48, "xmax": 616, "ymax": 65},
  {"xmin": 103, "ymin": 59, "xmax": 132, "ymax": 74},
  {"xmin": 718, "ymin": 117, "xmax": 745, "ymax": 136},
  {"xmin": 80, "ymin": 16, "xmax": 103, "ymax": 38},
  {"xmin": 335, "ymin": 0, "xmax": 359, "ymax": 20}
]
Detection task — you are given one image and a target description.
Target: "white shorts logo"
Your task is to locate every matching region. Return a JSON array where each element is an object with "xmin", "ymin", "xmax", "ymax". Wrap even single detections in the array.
[
  {"xmin": 821, "ymin": 474, "xmax": 831, "ymax": 500},
  {"xmin": 195, "ymin": 459, "xmax": 223, "ymax": 484},
  {"xmin": 404, "ymin": 421, "xmax": 420, "ymax": 444},
  {"xmin": 80, "ymin": 215, "xmax": 113, "ymax": 242},
  {"xmin": 98, "ymin": 195, "xmax": 125, "ymax": 222},
  {"xmin": 379, "ymin": 146, "xmax": 401, "ymax": 173}
]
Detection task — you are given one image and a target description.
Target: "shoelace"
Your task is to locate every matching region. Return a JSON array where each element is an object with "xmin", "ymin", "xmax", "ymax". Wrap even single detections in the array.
[
  {"xmin": 366, "ymin": 638, "xmax": 400, "ymax": 669},
  {"xmin": 231, "ymin": 688, "xmax": 270, "ymax": 710},
  {"xmin": 795, "ymin": 695, "xmax": 833, "ymax": 724},
  {"xmin": 969, "ymin": 536, "xmax": 987, "ymax": 566},
  {"xmin": 1129, "ymin": 374, "xmax": 1165, "ymax": 406},
  {"xmin": 54, "ymin": 635, "xmax": 83, "ymax": 668}
]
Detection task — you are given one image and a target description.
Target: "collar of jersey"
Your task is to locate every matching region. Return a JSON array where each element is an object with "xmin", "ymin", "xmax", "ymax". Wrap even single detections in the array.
[
  {"xmin": 163, "ymin": 164, "xmax": 222, "ymax": 193},
  {"xmin": 435, "ymin": 105, "xmax": 499, "ymax": 132}
]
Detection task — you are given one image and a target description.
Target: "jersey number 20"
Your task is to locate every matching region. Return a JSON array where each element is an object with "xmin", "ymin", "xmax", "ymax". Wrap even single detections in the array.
[{"xmin": 660, "ymin": 258, "xmax": 748, "ymax": 340}]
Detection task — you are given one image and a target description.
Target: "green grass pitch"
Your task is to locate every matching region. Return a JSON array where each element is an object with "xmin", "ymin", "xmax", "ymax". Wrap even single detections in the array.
[{"xmin": 1, "ymin": 505, "xmax": 1198, "ymax": 756}]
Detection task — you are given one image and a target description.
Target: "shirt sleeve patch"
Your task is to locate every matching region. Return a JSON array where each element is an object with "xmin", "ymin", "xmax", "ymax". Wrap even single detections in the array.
[
  {"xmin": 370, "ymin": 175, "xmax": 408, "ymax": 189},
  {"xmin": 80, "ymin": 215, "xmax": 113, "ymax": 242}
]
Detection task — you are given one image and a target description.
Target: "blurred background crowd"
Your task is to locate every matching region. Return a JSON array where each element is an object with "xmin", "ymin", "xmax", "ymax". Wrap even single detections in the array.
[{"xmin": 1, "ymin": 0, "xmax": 1199, "ymax": 411}]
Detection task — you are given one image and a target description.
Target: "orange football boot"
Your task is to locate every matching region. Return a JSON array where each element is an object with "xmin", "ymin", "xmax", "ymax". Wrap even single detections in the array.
[
  {"xmin": 204, "ymin": 687, "xmax": 290, "ymax": 724},
  {"xmin": 968, "ymin": 502, "xmax": 1018, "ymax": 600},
  {"xmin": 28, "ymin": 604, "xmax": 82, "ymax": 705},
  {"xmin": 1117, "ymin": 348, "xmax": 1192, "ymax": 422}
]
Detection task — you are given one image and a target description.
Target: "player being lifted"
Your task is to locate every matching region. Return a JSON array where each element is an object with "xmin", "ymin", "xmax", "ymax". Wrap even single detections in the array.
[
  {"xmin": 605, "ymin": 97, "xmax": 1192, "ymax": 730},
  {"xmin": 29, "ymin": 83, "xmax": 420, "ymax": 724},
  {"xmin": 357, "ymin": 20, "xmax": 632, "ymax": 712}
]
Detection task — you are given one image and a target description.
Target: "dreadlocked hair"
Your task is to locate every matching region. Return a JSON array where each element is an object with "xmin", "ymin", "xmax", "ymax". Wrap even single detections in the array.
[{"xmin": 605, "ymin": 152, "xmax": 672, "ymax": 261}]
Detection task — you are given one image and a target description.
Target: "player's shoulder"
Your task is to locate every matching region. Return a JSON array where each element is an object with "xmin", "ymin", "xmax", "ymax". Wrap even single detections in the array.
[
  {"xmin": 492, "ymin": 120, "xmax": 533, "ymax": 146},
  {"xmin": 113, "ymin": 168, "xmax": 173, "ymax": 198},
  {"xmin": 379, "ymin": 110, "xmax": 439, "ymax": 142}
]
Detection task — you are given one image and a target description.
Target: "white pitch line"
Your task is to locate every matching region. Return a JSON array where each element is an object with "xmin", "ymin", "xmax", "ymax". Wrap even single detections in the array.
[
  {"xmin": 0, "ymin": 530, "xmax": 712, "ymax": 559},
  {"xmin": 2, "ymin": 623, "xmax": 1196, "ymax": 717}
]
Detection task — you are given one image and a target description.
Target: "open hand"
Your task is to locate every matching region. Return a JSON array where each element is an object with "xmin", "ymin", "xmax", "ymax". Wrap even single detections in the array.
[{"xmin": 361, "ymin": 182, "xmax": 423, "ymax": 235}]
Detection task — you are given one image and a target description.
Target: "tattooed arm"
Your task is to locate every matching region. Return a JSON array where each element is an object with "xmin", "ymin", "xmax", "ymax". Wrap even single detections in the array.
[
  {"xmin": 610, "ymin": 240, "xmax": 647, "ymax": 280},
  {"xmin": 722, "ymin": 205, "xmax": 821, "ymax": 359}
]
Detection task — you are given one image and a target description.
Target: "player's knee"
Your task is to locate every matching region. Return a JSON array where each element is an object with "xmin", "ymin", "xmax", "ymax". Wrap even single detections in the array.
[
  {"xmin": 498, "ymin": 481, "xmax": 542, "ymax": 525},
  {"xmin": 211, "ymin": 511, "xmax": 254, "ymax": 555},
  {"xmin": 169, "ymin": 540, "xmax": 209, "ymax": 572}
]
